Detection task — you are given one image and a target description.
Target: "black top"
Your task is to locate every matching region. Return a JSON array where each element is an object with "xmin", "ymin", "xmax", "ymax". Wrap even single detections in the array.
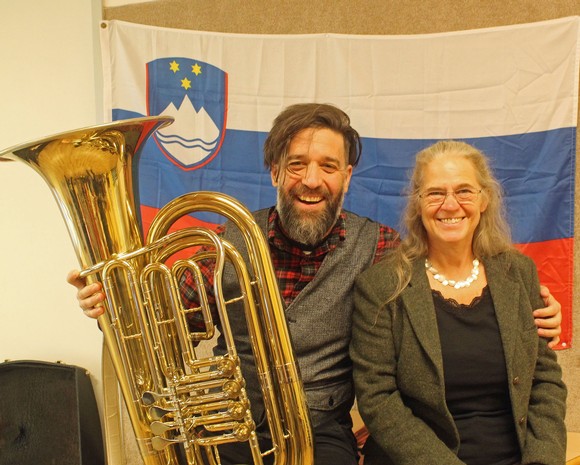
[{"xmin": 433, "ymin": 286, "xmax": 520, "ymax": 465}]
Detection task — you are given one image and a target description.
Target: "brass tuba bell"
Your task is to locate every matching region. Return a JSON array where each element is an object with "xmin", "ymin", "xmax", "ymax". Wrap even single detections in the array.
[{"xmin": 0, "ymin": 116, "xmax": 314, "ymax": 465}]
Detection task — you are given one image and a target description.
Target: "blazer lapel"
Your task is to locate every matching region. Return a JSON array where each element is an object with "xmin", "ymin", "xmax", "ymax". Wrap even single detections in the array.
[
  {"xmin": 399, "ymin": 260, "xmax": 444, "ymax": 371},
  {"xmin": 485, "ymin": 256, "xmax": 519, "ymax": 366}
]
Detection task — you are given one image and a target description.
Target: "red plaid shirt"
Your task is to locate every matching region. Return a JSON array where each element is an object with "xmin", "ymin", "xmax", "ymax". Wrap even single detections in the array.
[{"xmin": 180, "ymin": 208, "xmax": 399, "ymax": 331}]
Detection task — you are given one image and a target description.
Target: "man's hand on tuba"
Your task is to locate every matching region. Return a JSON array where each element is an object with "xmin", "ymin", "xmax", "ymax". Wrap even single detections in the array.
[{"xmin": 66, "ymin": 270, "xmax": 105, "ymax": 319}]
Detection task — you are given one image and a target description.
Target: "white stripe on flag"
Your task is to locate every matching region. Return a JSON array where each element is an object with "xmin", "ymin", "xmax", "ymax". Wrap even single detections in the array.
[{"xmin": 101, "ymin": 17, "xmax": 580, "ymax": 139}]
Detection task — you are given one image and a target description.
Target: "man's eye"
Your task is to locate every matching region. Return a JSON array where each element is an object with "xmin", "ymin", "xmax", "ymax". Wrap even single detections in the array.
[
  {"xmin": 456, "ymin": 188, "xmax": 474, "ymax": 195},
  {"xmin": 321, "ymin": 164, "xmax": 339, "ymax": 173},
  {"xmin": 287, "ymin": 161, "xmax": 306, "ymax": 171}
]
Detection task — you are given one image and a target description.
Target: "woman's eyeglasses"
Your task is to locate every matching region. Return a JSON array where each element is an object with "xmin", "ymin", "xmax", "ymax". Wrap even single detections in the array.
[{"xmin": 419, "ymin": 188, "xmax": 483, "ymax": 206}]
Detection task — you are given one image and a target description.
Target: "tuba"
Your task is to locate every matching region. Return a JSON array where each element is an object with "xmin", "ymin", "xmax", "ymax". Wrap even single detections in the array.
[{"xmin": 0, "ymin": 116, "xmax": 314, "ymax": 465}]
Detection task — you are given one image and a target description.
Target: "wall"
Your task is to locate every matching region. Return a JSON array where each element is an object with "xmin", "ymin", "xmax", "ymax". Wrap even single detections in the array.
[
  {"xmin": 103, "ymin": 0, "xmax": 580, "ymax": 34},
  {"xmin": 0, "ymin": 0, "xmax": 104, "ymax": 410}
]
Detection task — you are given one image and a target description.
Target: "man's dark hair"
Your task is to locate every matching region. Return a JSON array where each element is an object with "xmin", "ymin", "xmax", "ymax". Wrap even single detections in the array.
[{"xmin": 263, "ymin": 103, "xmax": 362, "ymax": 170}]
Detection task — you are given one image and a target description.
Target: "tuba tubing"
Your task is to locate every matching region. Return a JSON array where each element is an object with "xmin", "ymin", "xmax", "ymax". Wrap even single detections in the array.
[{"xmin": 0, "ymin": 116, "xmax": 314, "ymax": 465}]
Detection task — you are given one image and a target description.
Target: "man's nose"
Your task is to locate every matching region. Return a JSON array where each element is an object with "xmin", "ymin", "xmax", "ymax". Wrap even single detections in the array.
[{"xmin": 301, "ymin": 162, "xmax": 324, "ymax": 188}]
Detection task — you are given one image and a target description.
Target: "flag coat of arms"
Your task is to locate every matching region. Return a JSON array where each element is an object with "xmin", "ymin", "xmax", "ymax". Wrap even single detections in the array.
[
  {"xmin": 147, "ymin": 57, "xmax": 227, "ymax": 169},
  {"xmin": 100, "ymin": 17, "xmax": 580, "ymax": 347}
]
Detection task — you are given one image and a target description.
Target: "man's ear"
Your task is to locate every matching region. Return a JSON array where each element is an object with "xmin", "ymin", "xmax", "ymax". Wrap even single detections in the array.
[
  {"xmin": 343, "ymin": 165, "xmax": 353, "ymax": 193},
  {"xmin": 271, "ymin": 165, "xmax": 280, "ymax": 187}
]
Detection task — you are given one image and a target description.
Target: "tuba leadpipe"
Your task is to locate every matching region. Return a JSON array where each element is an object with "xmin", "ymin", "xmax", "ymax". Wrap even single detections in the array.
[{"xmin": 0, "ymin": 116, "xmax": 314, "ymax": 465}]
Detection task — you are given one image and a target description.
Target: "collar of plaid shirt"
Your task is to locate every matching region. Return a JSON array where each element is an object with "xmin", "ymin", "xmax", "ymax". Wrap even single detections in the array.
[{"xmin": 265, "ymin": 207, "xmax": 347, "ymax": 305}]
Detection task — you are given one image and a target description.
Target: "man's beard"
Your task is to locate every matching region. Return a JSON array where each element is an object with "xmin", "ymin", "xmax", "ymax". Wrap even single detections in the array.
[{"xmin": 276, "ymin": 185, "xmax": 345, "ymax": 247}]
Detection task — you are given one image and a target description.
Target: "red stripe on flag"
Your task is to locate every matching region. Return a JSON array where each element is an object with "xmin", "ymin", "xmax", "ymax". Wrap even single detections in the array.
[
  {"xmin": 140, "ymin": 205, "xmax": 221, "ymax": 265},
  {"xmin": 140, "ymin": 205, "xmax": 573, "ymax": 349},
  {"xmin": 515, "ymin": 238, "xmax": 573, "ymax": 349}
]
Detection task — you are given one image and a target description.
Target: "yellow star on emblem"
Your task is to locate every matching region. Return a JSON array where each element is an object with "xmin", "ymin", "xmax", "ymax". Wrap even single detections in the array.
[
  {"xmin": 169, "ymin": 60, "xmax": 180, "ymax": 73},
  {"xmin": 181, "ymin": 77, "xmax": 192, "ymax": 90},
  {"xmin": 192, "ymin": 63, "xmax": 202, "ymax": 76}
]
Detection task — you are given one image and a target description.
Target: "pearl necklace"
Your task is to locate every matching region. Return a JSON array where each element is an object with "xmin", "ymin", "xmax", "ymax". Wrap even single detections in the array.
[{"xmin": 425, "ymin": 258, "xmax": 480, "ymax": 289}]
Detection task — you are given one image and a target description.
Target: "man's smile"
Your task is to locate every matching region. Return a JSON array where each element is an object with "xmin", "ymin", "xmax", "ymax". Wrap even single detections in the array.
[{"xmin": 298, "ymin": 194, "xmax": 324, "ymax": 204}]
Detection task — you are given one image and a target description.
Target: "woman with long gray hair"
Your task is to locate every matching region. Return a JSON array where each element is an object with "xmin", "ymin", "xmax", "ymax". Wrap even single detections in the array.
[{"xmin": 351, "ymin": 140, "xmax": 566, "ymax": 465}]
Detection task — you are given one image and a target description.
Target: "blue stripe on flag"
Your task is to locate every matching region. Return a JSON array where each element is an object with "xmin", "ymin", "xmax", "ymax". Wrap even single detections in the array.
[
  {"xmin": 115, "ymin": 108, "xmax": 575, "ymax": 245},
  {"xmin": 349, "ymin": 128, "xmax": 576, "ymax": 244}
]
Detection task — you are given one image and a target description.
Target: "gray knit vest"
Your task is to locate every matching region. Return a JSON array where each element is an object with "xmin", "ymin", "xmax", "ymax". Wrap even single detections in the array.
[{"xmin": 215, "ymin": 208, "xmax": 380, "ymax": 427}]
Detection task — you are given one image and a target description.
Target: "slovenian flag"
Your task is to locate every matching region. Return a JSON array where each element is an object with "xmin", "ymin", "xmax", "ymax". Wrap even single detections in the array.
[{"xmin": 100, "ymin": 17, "xmax": 580, "ymax": 348}]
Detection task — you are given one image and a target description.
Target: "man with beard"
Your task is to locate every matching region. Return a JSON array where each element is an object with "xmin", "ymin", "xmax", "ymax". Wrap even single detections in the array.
[
  {"xmin": 180, "ymin": 103, "xmax": 400, "ymax": 464},
  {"xmin": 68, "ymin": 103, "xmax": 563, "ymax": 465}
]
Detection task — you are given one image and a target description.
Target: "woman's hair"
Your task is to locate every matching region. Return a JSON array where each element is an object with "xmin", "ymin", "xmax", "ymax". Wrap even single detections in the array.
[
  {"xmin": 386, "ymin": 140, "xmax": 513, "ymax": 303},
  {"xmin": 263, "ymin": 103, "xmax": 362, "ymax": 170}
]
